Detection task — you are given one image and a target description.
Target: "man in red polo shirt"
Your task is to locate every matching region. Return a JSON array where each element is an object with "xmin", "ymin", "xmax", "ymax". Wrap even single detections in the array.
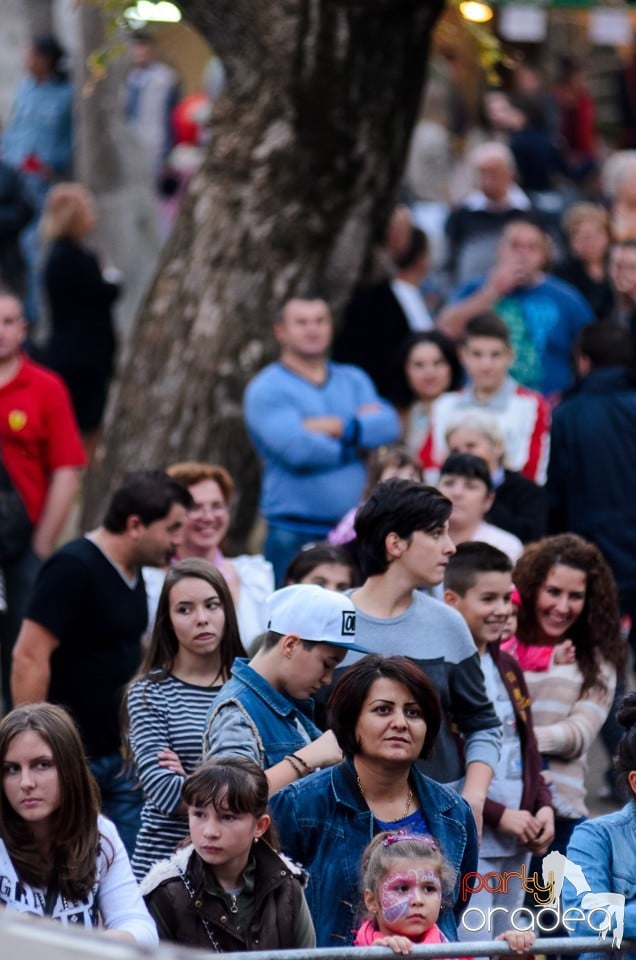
[{"xmin": 0, "ymin": 289, "xmax": 85, "ymax": 710}]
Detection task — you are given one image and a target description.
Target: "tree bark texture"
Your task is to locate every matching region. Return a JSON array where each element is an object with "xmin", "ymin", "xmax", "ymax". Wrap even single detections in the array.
[{"xmin": 83, "ymin": 0, "xmax": 445, "ymax": 546}]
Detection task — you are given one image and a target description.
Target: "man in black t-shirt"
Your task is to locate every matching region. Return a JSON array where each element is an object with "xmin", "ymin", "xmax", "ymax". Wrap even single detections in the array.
[{"xmin": 11, "ymin": 469, "xmax": 192, "ymax": 855}]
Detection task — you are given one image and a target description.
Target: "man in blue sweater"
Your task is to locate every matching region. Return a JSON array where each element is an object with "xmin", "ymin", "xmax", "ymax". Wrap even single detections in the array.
[{"xmin": 244, "ymin": 297, "xmax": 400, "ymax": 583}]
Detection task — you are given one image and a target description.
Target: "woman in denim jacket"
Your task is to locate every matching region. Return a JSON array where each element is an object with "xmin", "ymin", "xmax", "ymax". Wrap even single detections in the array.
[
  {"xmin": 269, "ymin": 655, "xmax": 478, "ymax": 947},
  {"xmin": 563, "ymin": 692, "xmax": 636, "ymax": 958}
]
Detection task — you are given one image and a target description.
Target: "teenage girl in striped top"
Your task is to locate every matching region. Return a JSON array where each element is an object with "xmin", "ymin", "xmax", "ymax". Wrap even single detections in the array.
[{"xmin": 125, "ymin": 558, "xmax": 246, "ymax": 880}]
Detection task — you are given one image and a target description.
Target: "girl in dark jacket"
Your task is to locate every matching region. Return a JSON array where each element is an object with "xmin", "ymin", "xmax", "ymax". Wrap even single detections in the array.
[{"xmin": 140, "ymin": 757, "xmax": 315, "ymax": 951}]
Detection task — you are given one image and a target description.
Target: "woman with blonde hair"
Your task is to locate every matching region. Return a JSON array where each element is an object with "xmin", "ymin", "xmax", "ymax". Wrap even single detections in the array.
[
  {"xmin": 41, "ymin": 181, "xmax": 119, "ymax": 452},
  {"xmin": 554, "ymin": 202, "xmax": 613, "ymax": 319}
]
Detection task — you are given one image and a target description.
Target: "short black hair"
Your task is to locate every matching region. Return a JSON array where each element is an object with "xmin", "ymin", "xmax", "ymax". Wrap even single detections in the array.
[
  {"xmin": 394, "ymin": 226, "xmax": 429, "ymax": 271},
  {"xmin": 327, "ymin": 654, "xmax": 441, "ymax": 759},
  {"xmin": 614, "ymin": 692, "xmax": 636, "ymax": 794},
  {"xmin": 439, "ymin": 453, "xmax": 493, "ymax": 492},
  {"xmin": 284, "ymin": 542, "xmax": 356, "ymax": 586},
  {"xmin": 102, "ymin": 469, "xmax": 193, "ymax": 533},
  {"xmin": 354, "ymin": 479, "xmax": 452, "ymax": 577},
  {"xmin": 444, "ymin": 541, "xmax": 512, "ymax": 596},
  {"xmin": 464, "ymin": 312, "xmax": 511, "ymax": 348},
  {"xmin": 260, "ymin": 630, "xmax": 326, "ymax": 653},
  {"xmin": 577, "ymin": 322, "xmax": 632, "ymax": 370},
  {"xmin": 32, "ymin": 34, "xmax": 65, "ymax": 67}
]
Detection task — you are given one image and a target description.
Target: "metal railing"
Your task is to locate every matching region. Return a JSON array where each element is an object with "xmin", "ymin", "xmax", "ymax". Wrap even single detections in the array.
[{"xmin": 0, "ymin": 912, "xmax": 633, "ymax": 960}]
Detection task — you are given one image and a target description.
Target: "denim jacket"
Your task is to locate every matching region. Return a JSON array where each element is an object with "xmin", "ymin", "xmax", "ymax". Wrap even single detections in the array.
[
  {"xmin": 202, "ymin": 658, "xmax": 322, "ymax": 767},
  {"xmin": 269, "ymin": 757, "xmax": 478, "ymax": 947},
  {"xmin": 563, "ymin": 802, "xmax": 636, "ymax": 959}
]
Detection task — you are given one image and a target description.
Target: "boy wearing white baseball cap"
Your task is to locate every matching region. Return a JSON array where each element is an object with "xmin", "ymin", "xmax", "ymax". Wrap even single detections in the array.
[{"xmin": 203, "ymin": 583, "xmax": 368, "ymax": 793}]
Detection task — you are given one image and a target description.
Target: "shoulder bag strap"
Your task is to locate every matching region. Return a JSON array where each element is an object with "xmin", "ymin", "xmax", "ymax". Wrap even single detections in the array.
[{"xmin": 176, "ymin": 864, "xmax": 222, "ymax": 952}]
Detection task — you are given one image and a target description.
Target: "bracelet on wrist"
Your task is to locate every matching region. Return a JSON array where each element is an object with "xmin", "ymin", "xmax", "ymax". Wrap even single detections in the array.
[
  {"xmin": 284, "ymin": 755, "xmax": 305, "ymax": 779},
  {"xmin": 291, "ymin": 752, "xmax": 313, "ymax": 774}
]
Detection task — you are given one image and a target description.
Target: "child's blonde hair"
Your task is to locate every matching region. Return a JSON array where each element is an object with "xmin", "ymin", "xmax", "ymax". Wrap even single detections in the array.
[{"xmin": 361, "ymin": 832, "xmax": 455, "ymax": 914}]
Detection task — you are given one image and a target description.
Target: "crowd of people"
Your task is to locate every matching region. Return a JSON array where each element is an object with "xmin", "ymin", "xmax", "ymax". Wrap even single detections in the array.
[{"xmin": 0, "ymin": 25, "xmax": 636, "ymax": 960}]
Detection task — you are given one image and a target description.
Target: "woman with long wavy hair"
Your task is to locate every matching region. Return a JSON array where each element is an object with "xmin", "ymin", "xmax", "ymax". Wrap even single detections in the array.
[
  {"xmin": 125, "ymin": 558, "xmax": 246, "ymax": 880},
  {"xmin": 0, "ymin": 703, "xmax": 156, "ymax": 944},
  {"xmin": 512, "ymin": 533, "xmax": 626, "ymax": 854}
]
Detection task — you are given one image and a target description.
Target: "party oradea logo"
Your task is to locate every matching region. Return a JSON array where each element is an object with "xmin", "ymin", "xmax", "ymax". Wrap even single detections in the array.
[{"xmin": 461, "ymin": 851, "xmax": 625, "ymax": 946}]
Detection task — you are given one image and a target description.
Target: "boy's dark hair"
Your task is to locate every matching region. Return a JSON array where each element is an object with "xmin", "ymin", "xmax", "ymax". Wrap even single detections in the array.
[
  {"xmin": 260, "ymin": 630, "xmax": 320, "ymax": 653},
  {"xmin": 444, "ymin": 541, "xmax": 512, "ymax": 596},
  {"xmin": 577, "ymin": 322, "xmax": 632, "ymax": 370},
  {"xmin": 103, "ymin": 469, "xmax": 193, "ymax": 532},
  {"xmin": 439, "ymin": 453, "xmax": 493, "ymax": 492},
  {"xmin": 464, "ymin": 312, "xmax": 511, "ymax": 348},
  {"xmin": 354, "ymin": 479, "xmax": 452, "ymax": 578}
]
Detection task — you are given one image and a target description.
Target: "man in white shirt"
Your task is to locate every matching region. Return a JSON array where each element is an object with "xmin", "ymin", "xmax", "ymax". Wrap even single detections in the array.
[{"xmin": 333, "ymin": 227, "xmax": 432, "ymax": 404}]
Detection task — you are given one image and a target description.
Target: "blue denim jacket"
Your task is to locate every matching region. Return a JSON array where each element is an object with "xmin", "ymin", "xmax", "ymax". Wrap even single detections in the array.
[
  {"xmin": 269, "ymin": 758, "xmax": 478, "ymax": 947},
  {"xmin": 563, "ymin": 802, "xmax": 636, "ymax": 958},
  {"xmin": 202, "ymin": 658, "xmax": 322, "ymax": 767}
]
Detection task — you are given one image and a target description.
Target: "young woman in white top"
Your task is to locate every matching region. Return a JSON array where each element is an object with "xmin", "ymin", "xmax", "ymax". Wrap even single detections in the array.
[{"xmin": 0, "ymin": 702, "xmax": 156, "ymax": 946}]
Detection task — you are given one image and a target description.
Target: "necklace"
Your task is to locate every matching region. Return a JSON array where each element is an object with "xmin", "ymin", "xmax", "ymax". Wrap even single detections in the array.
[{"xmin": 356, "ymin": 774, "xmax": 413, "ymax": 822}]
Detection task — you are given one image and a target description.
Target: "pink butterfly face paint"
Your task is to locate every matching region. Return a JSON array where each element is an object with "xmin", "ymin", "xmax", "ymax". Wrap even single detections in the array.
[{"xmin": 379, "ymin": 869, "xmax": 442, "ymax": 924}]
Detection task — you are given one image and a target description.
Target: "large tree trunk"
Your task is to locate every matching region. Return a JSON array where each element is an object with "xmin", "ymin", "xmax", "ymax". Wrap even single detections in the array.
[{"xmin": 82, "ymin": 0, "xmax": 445, "ymax": 546}]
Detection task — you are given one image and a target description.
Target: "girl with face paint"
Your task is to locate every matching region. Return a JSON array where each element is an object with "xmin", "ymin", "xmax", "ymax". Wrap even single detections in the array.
[{"xmin": 355, "ymin": 833, "xmax": 536, "ymax": 955}]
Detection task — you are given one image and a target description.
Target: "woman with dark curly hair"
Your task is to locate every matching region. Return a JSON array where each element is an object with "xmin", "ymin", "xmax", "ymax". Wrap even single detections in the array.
[{"xmin": 511, "ymin": 533, "xmax": 626, "ymax": 855}]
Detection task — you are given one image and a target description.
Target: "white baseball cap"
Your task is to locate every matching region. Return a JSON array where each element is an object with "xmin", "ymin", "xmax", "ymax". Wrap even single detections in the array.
[{"xmin": 267, "ymin": 584, "xmax": 369, "ymax": 653}]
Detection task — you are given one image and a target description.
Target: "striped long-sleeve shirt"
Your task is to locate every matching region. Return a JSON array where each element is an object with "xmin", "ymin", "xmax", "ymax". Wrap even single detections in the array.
[
  {"xmin": 523, "ymin": 658, "xmax": 615, "ymax": 819},
  {"xmin": 127, "ymin": 673, "xmax": 221, "ymax": 881}
]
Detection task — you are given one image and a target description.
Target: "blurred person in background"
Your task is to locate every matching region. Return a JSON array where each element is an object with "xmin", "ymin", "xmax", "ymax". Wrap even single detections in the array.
[
  {"xmin": 41, "ymin": 183, "xmax": 119, "ymax": 457},
  {"xmin": 397, "ymin": 331, "xmax": 463, "ymax": 479},
  {"xmin": 1, "ymin": 35, "xmax": 72, "ymax": 326},
  {"xmin": 333, "ymin": 228, "xmax": 433, "ymax": 406},
  {"xmin": 554, "ymin": 203, "xmax": 614, "ymax": 321},
  {"xmin": 439, "ymin": 215, "xmax": 594, "ymax": 400},
  {"xmin": 431, "ymin": 313, "xmax": 550, "ymax": 485},
  {"xmin": 445, "ymin": 413, "xmax": 547, "ymax": 544},
  {"xmin": 445, "ymin": 142, "xmax": 532, "ymax": 288}
]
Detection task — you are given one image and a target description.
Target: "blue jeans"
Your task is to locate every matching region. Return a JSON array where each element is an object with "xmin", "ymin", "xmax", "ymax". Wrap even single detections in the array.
[
  {"xmin": 20, "ymin": 173, "xmax": 50, "ymax": 327},
  {"xmin": 90, "ymin": 752, "xmax": 143, "ymax": 859},
  {"xmin": 264, "ymin": 520, "xmax": 332, "ymax": 587}
]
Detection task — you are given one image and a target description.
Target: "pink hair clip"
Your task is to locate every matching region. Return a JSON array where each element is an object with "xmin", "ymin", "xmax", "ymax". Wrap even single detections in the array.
[{"xmin": 382, "ymin": 833, "xmax": 438, "ymax": 849}]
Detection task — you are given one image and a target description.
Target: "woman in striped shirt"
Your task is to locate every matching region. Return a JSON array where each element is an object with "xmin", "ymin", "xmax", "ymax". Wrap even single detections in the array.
[
  {"xmin": 125, "ymin": 558, "xmax": 246, "ymax": 880},
  {"xmin": 512, "ymin": 534, "xmax": 626, "ymax": 856}
]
